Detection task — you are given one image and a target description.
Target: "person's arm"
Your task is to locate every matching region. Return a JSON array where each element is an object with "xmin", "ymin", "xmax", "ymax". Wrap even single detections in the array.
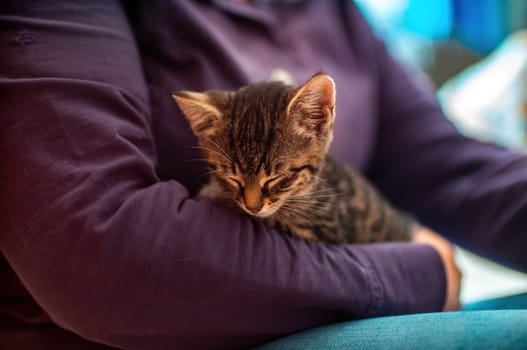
[
  {"xmin": 365, "ymin": 22, "xmax": 527, "ymax": 271},
  {"xmin": 0, "ymin": 2, "xmax": 446, "ymax": 349}
]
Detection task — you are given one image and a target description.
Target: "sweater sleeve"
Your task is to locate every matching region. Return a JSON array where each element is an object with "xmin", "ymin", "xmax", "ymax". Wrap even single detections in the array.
[
  {"xmin": 0, "ymin": 1, "xmax": 446, "ymax": 349},
  {"xmin": 365, "ymin": 21, "xmax": 527, "ymax": 271}
]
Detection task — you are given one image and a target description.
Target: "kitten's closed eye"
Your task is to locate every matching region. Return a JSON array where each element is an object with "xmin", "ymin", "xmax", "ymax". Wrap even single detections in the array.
[
  {"xmin": 270, "ymin": 174, "xmax": 299, "ymax": 193},
  {"xmin": 290, "ymin": 165, "xmax": 318, "ymax": 174},
  {"xmin": 260, "ymin": 165, "xmax": 315, "ymax": 194},
  {"xmin": 226, "ymin": 176, "xmax": 243, "ymax": 189},
  {"xmin": 262, "ymin": 175, "xmax": 284, "ymax": 193}
]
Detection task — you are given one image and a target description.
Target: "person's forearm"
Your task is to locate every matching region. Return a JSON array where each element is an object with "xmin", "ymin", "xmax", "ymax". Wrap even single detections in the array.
[
  {"xmin": 0, "ymin": 78, "xmax": 446, "ymax": 349},
  {"xmin": 0, "ymin": 144, "xmax": 446, "ymax": 349}
]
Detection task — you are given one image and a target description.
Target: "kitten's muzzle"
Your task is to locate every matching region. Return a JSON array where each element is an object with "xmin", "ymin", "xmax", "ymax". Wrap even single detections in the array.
[
  {"xmin": 243, "ymin": 184, "xmax": 264, "ymax": 214},
  {"xmin": 246, "ymin": 203, "xmax": 263, "ymax": 214}
]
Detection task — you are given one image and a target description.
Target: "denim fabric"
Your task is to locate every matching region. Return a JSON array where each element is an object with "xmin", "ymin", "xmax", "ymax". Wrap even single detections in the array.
[
  {"xmin": 464, "ymin": 293, "xmax": 527, "ymax": 311},
  {"xmin": 256, "ymin": 293, "xmax": 527, "ymax": 349}
]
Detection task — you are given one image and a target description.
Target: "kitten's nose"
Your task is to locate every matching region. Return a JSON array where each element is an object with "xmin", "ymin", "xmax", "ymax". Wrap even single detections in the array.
[
  {"xmin": 246, "ymin": 203, "xmax": 263, "ymax": 214},
  {"xmin": 244, "ymin": 185, "xmax": 263, "ymax": 214}
]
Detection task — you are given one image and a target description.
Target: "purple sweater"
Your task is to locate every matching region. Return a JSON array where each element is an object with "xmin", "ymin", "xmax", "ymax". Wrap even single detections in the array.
[{"xmin": 1, "ymin": 1, "xmax": 526, "ymax": 349}]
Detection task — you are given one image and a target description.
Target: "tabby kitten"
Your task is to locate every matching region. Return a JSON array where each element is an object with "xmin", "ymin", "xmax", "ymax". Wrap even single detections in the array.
[{"xmin": 173, "ymin": 74, "xmax": 415, "ymax": 244}]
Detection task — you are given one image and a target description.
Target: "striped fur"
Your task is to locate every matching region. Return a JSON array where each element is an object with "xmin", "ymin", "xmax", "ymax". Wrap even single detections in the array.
[{"xmin": 173, "ymin": 74, "xmax": 414, "ymax": 244}]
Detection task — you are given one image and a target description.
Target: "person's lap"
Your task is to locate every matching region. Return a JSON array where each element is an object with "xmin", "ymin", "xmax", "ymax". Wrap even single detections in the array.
[{"xmin": 255, "ymin": 293, "xmax": 527, "ymax": 349}]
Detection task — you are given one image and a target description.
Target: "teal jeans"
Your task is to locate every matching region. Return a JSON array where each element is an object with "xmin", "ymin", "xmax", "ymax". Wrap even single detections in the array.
[{"xmin": 256, "ymin": 293, "xmax": 527, "ymax": 349}]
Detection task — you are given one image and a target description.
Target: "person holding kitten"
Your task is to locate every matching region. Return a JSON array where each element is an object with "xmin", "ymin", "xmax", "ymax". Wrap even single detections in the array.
[{"xmin": 0, "ymin": 1, "xmax": 525, "ymax": 350}]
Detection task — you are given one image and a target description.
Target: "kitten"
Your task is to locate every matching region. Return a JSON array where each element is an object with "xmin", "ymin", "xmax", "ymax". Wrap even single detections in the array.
[{"xmin": 173, "ymin": 74, "xmax": 415, "ymax": 244}]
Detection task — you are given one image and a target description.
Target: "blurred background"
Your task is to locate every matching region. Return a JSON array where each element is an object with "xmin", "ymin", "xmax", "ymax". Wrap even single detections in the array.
[{"xmin": 356, "ymin": 0, "xmax": 527, "ymax": 303}]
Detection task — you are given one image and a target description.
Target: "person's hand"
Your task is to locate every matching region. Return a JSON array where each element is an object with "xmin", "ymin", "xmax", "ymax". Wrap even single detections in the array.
[{"xmin": 412, "ymin": 226, "xmax": 462, "ymax": 311}]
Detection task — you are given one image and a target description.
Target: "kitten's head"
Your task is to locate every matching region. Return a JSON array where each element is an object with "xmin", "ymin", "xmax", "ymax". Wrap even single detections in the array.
[{"xmin": 173, "ymin": 73, "xmax": 336, "ymax": 218}]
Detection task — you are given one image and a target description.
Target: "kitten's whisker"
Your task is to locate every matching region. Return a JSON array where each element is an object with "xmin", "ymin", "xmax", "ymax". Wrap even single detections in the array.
[
  {"xmin": 319, "ymin": 190, "xmax": 348, "ymax": 197},
  {"xmin": 299, "ymin": 188, "xmax": 336, "ymax": 196},
  {"xmin": 312, "ymin": 176, "xmax": 330, "ymax": 187},
  {"xmin": 197, "ymin": 138, "xmax": 231, "ymax": 160},
  {"xmin": 287, "ymin": 196, "xmax": 332, "ymax": 203},
  {"xmin": 203, "ymin": 137, "xmax": 233, "ymax": 162},
  {"xmin": 282, "ymin": 198, "xmax": 335, "ymax": 214},
  {"xmin": 201, "ymin": 170, "xmax": 218, "ymax": 177},
  {"xmin": 299, "ymin": 194, "xmax": 345, "ymax": 200},
  {"xmin": 188, "ymin": 145, "xmax": 229, "ymax": 162},
  {"xmin": 281, "ymin": 202, "xmax": 324, "ymax": 212},
  {"xmin": 200, "ymin": 146, "xmax": 232, "ymax": 163},
  {"xmin": 294, "ymin": 190, "xmax": 348, "ymax": 199},
  {"xmin": 281, "ymin": 199, "xmax": 327, "ymax": 210},
  {"xmin": 284, "ymin": 198, "xmax": 322, "ymax": 204},
  {"xmin": 203, "ymin": 137, "xmax": 223, "ymax": 150},
  {"xmin": 280, "ymin": 203, "xmax": 327, "ymax": 218},
  {"xmin": 282, "ymin": 203, "xmax": 329, "ymax": 215}
]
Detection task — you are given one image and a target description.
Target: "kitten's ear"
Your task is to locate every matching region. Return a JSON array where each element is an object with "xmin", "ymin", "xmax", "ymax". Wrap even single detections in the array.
[
  {"xmin": 172, "ymin": 91, "xmax": 223, "ymax": 138},
  {"xmin": 287, "ymin": 74, "xmax": 336, "ymax": 137}
]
